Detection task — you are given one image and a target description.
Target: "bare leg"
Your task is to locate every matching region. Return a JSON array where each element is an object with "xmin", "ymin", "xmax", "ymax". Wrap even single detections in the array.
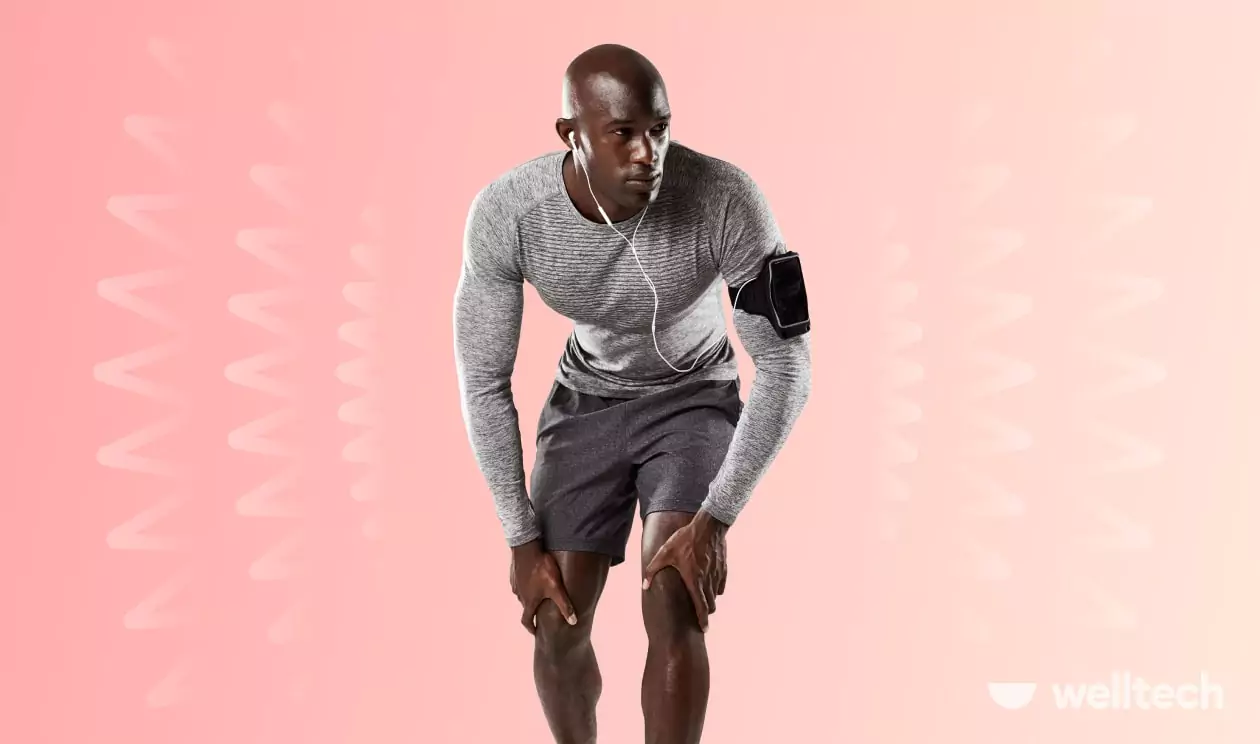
[
  {"xmin": 534, "ymin": 550, "xmax": 611, "ymax": 744},
  {"xmin": 640, "ymin": 511, "xmax": 709, "ymax": 744}
]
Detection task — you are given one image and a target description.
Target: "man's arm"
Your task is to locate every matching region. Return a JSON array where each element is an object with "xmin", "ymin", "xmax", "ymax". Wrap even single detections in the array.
[
  {"xmin": 453, "ymin": 186, "xmax": 541, "ymax": 547},
  {"xmin": 699, "ymin": 167, "xmax": 812, "ymax": 527}
]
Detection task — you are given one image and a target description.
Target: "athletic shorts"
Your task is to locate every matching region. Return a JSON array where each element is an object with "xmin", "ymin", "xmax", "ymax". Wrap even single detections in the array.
[{"xmin": 529, "ymin": 378, "xmax": 743, "ymax": 566}]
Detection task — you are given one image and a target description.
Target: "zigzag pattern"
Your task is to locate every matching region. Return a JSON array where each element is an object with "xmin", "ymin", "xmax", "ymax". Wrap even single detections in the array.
[
  {"xmin": 98, "ymin": 35, "xmax": 190, "ymax": 708},
  {"xmin": 874, "ymin": 212, "xmax": 921, "ymax": 542},
  {"xmin": 227, "ymin": 102, "xmax": 304, "ymax": 648},
  {"xmin": 1074, "ymin": 578, "xmax": 1137, "ymax": 630},
  {"xmin": 950, "ymin": 103, "xmax": 1032, "ymax": 640},
  {"xmin": 337, "ymin": 206, "xmax": 384, "ymax": 540},
  {"xmin": 1076, "ymin": 105, "xmax": 1162, "ymax": 630}
]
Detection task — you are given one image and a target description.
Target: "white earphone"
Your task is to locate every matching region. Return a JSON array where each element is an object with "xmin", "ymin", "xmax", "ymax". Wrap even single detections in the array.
[{"xmin": 569, "ymin": 130, "xmax": 742, "ymax": 374}]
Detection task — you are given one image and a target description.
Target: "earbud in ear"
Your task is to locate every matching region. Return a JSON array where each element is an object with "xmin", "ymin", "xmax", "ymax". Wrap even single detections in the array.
[{"xmin": 568, "ymin": 131, "xmax": 577, "ymax": 147}]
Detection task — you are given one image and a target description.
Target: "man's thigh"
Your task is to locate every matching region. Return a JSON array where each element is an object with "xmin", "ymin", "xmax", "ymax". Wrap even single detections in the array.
[
  {"xmin": 530, "ymin": 382, "xmax": 639, "ymax": 566},
  {"xmin": 630, "ymin": 379, "xmax": 742, "ymax": 521}
]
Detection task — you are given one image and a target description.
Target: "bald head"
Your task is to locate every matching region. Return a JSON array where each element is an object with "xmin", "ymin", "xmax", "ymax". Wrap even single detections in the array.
[
  {"xmin": 561, "ymin": 44, "xmax": 666, "ymax": 119},
  {"xmin": 556, "ymin": 44, "xmax": 672, "ymax": 219}
]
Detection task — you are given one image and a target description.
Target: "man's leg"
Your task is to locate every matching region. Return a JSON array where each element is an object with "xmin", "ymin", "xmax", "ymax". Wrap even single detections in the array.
[
  {"xmin": 626, "ymin": 380, "xmax": 742, "ymax": 744},
  {"xmin": 533, "ymin": 550, "xmax": 612, "ymax": 744},
  {"xmin": 640, "ymin": 510, "xmax": 710, "ymax": 744},
  {"xmin": 529, "ymin": 381, "xmax": 639, "ymax": 742}
]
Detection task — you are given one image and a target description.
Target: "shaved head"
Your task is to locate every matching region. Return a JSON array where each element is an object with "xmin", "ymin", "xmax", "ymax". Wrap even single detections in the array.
[
  {"xmin": 561, "ymin": 44, "xmax": 665, "ymax": 119},
  {"xmin": 556, "ymin": 44, "xmax": 672, "ymax": 222}
]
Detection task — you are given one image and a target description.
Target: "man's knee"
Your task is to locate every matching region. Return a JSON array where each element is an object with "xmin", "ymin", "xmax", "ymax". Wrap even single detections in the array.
[
  {"xmin": 533, "ymin": 550, "xmax": 608, "ymax": 663},
  {"xmin": 641, "ymin": 511, "xmax": 707, "ymax": 644},
  {"xmin": 641, "ymin": 566, "xmax": 705, "ymax": 645},
  {"xmin": 535, "ymin": 599, "xmax": 594, "ymax": 661}
]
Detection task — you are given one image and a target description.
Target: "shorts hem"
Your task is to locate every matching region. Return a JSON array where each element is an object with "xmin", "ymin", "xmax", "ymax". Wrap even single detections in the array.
[
  {"xmin": 642, "ymin": 500, "xmax": 703, "ymax": 518},
  {"xmin": 542, "ymin": 539, "xmax": 628, "ymax": 567}
]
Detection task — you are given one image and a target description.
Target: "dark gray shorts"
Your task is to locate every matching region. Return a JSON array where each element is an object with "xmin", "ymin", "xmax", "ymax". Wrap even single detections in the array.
[{"xmin": 529, "ymin": 378, "xmax": 743, "ymax": 566}]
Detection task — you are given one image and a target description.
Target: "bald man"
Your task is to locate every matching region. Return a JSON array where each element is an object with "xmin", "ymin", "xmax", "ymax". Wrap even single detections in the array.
[{"xmin": 453, "ymin": 44, "xmax": 811, "ymax": 744}]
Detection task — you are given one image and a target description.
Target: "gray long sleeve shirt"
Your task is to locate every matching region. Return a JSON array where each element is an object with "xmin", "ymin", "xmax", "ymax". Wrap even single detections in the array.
[{"xmin": 454, "ymin": 142, "xmax": 811, "ymax": 547}]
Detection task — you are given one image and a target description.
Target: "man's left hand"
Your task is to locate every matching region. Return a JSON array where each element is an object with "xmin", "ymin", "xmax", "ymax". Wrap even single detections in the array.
[{"xmin": 642, "ymin": 509, "xmax": 729, "ymax": 632}]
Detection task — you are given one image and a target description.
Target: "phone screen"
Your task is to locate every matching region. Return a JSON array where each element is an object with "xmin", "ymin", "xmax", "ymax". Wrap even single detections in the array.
[{"xmin": 769, "ymin": 255, "xmax": 809, "ymax": 327}]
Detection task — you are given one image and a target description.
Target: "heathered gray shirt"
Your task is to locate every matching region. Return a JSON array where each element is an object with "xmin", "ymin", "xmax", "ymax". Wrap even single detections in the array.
[{"xmin": 454, "ymin": 142, "xmax": 811, "ymax": 547}]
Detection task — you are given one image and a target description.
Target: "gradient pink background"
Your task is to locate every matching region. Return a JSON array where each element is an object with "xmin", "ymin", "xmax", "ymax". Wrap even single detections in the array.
[{"xmin": 3, "ymin": 0, "xmax": 1258, "ymax": 742}]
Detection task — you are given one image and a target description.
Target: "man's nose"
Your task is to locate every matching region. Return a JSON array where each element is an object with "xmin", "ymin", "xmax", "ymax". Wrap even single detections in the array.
[{"xmin": 629, "ymin": 136, "xmax": 659, "ymax": 167}]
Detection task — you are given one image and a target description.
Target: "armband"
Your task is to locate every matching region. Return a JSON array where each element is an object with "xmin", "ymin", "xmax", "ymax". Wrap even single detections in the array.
[{"xmin": 728, "ymin": 250, "xmax": 811, "ymax": 339}]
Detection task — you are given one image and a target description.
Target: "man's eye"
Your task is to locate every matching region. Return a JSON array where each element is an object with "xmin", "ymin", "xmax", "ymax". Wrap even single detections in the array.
[{"xmin": 651, "ymin": 124, "xmax": 668, "ymax": 135}]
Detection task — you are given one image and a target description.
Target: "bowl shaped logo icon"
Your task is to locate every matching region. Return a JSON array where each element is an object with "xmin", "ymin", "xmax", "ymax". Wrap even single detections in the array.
[{"xmin": 988, "ymin": 682, "xmax": 1037, "ymax": 710}]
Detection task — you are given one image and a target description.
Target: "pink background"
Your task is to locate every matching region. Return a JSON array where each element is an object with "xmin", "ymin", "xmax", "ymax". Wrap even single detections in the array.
[{"xmin": 3, "ymin": 0, "xmax": 1258, "ymax": 742}]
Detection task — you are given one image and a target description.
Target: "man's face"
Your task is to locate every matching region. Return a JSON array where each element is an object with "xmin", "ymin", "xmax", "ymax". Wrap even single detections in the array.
[{"xmin": 574, "ymin": 76, "xmax": 671, "ymax": 211}]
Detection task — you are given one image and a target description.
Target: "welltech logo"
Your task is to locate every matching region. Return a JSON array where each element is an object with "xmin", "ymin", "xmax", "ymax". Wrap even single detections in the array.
[{"xmin": 988, "ymin": 672, "xmax": 1224, "ymax": 711}]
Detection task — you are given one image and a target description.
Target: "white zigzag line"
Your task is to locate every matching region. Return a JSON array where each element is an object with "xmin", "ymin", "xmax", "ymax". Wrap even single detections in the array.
[
  {"xmin": 968, "ymin": 350, "xmax": 1036, "ymax": 398},
  {"xmin": 249, "ymin": 532, "xmax": 303, "ymax": 580},
  {"xmin": 268, "ymin": 599, "xmax": 308, "ymax": 645},
  {"xmin": 225, "ymin": 348, "xmax": 296, "ymax": 400},
  {"xmin": 875, "ymin": 221, "xmax": 921, "ymax": 536},
  {"xmin": 958, "ymin": 228, "xmax": 1026, "ymax": 277},
  {"xmin": 1076, "ymin": 579, "xmax": 1137, "ymax": 630},
  {"xmin": 229, "ymin": 158, "xmax": 302, "ymax": 626},
  {"xmin": 1082, "ymin": 502, "xmax": 1152, "ymax": 551},
  {"xmin": 99, "ymin": 199, "xmax": 189, "ymax": 574},
  {"xmin": 1073, "ymin": 111, "xmax": 1151, "ymax": 620},
  {"xmin": 107, "ymin": 493, "xmax": 190, "ymax": 552},
  {"xmin": 958, "ymin": 231, "xmax": 1034, "ymax": 465},
  {"xmin": 146, "ymin": 656, "xmax": 193, "ymax": 708},
  {"xmin": 250, "ymin": 164, "xmax": 301, "ymax": 214},
  {"xmin": 1081, "ymin": 194, "xmax": 1154, "ymax": 251},
  {"xmin": 97, "ymin": 269, "xmax": 184, "ymax": 330},
  {"xmin": 1080, "ymin": 187, "xmax": 1159, "ymax": 517},
  {"xmin": 955, "ymin": 464, "xmax": 1025, "ymax": 517},
  {"xmin": 237, "ymin": 229, "xmax": 301, "ymax": 277},
  {"xmin": 960, "ymin": 287, "xmax": 1033, "ymax": 339},
  {"xmin": 1083, "ymin": 273, "xmax": 1163, "ymax": 320},
  {"xmin": 106, "ymin": 195, "xmax": 186, "ymax": 256},
  {"xmin": 267, "ymin": 100, "xmax": 302, "ymax": 144},
  {"xmin": 109, "ymin": 47, "xmax": 191, "ymax": 705},
  {"xmin": 339, "ymin": 211, "xmax": 384, "ymax": 539},
  {"xmin": 952, "ymin": 141, "xmax": 1019, "ymax": 629},
  {"xmin": 94, "ymin": 340, "xmax": 183, "ymax": 405},
  {"xmin": 960, "ymin": 405, "xmax": 1030, "ymax": 460},
  {"xmin": 237, "ymin": 113, "xmax": 306, "ymax": 644},
  {"xmin": 1080, "ymin": 344, "xmax": 1167, "ymax": 401},
  {"xmin": 147, "ymin": 37, "xmax": 185, "ymax": 82},
  {"xmin": 123, "ymin": 115, "xmax": 179, "ymax": 171},
  {"xmin": 123, "ymin": 569, "xmax": 193, "ymax": 630}
]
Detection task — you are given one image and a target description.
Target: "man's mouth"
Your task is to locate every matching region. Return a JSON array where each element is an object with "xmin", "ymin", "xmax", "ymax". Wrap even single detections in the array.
[{"xmin": 625, "ymin": 173, "xmax": 662, "ymax": 190}]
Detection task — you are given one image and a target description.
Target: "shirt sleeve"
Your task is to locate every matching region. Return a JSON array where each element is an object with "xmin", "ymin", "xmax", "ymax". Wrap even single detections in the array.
[
  {"xmin": 453, "ymin": 186, "xmax": 541, "ymax": 547},
  {"xmin": 701, "ymin": 167, "xmax": 812, "ymax": 526}
]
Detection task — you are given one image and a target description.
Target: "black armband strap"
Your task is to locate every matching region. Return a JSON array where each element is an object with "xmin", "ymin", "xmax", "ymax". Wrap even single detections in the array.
[{"xmin": 728, "ymin": 250, "xmax": 811, "ymax": 339}]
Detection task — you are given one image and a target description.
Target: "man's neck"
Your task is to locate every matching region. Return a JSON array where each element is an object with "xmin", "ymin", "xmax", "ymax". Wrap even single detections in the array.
[{"xmin": 563, "ymin": 153, "xmax": 635, "ymax": 224}]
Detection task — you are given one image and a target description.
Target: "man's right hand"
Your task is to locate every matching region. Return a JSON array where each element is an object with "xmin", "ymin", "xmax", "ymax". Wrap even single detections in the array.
[{"xmin": 509, "ymin": 539, "xmax": 577, "ymax": 634}]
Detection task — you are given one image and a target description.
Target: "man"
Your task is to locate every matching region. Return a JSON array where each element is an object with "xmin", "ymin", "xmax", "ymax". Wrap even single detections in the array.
[{"xmin": 453, "ymin": 43, "xmax": 811, "ymax": 744}]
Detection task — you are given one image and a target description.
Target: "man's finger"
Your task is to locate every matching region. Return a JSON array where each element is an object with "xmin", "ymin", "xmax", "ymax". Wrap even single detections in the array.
[
  {"xmin": 702, "ymin": 573, "xmax": 718, "ymax": 614},
  {"xmin": 642, "ymin": 543, "xmax": 674, "ymax": 591},
  {"xmin": 682, "ymin": 573, "xmax": 711, "ymax": 632},
  {"xmin": 716, "ymin": 541, "xmax": 727, "ymax": 595},
  {"xmin": 520, "ymin": 600, "xmax": 539, "ymax": 635},
  {"xmin": 547, "ymin": 586, "xmax": 578, "ymax": 626}
]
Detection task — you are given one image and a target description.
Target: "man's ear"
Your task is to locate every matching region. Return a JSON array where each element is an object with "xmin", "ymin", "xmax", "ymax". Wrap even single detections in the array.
[{"xmin": 555, "ymin": 118, "xmax": 575, "ymax": 148}]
